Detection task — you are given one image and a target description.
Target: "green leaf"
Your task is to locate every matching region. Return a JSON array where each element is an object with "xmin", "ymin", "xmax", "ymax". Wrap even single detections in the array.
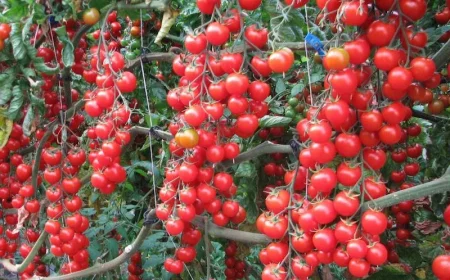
[
  {"xmin": 259, "ymin": 115, "xmax": 292, "ymax": 127},
  {"xmin": 141, "ymin": 232, "xmax": 166, "ymax": 249},
  {"xmin": 0, "ymin": 88, "xmax": 12, "ymax": 106},
  {"xmin": 33, "ymin": 60, "xmax": 59, "ymax": 74},
  {"xmin": 22, "ymin": 16, "xmax": 33, "ymax": 41},
  {"xmin": 270, "ymin": 102, "xmax": 284, "ymax": 114},
  {"xmin": 22, "ymin": 106, "xmax": 33, "ymax": 136},
  {"xmin": 3, "ymin": 3, "xmax": 28, "ymax": 22},
  {"xmin": 88, "ymin": 240, "xmax": 102, "ymax": 260},
  {"xmin": 419, "ymin": 240, "xmax": 445, "ymax": 261},
  {"xmin": 55, "ymin": 26, "xmax": 74, "ymax": 67},
  {"xmin": 365, "ymin": 264, "xmax": 410, "ymax": 280},
  {"xmin": 30, "ymin": 93, "xmax": 45, "ymax": 115},
  {"xmin": 80, "ymin": 208, "xmax": 97, "ymax": 216},
  {"xmin": 235, "ymin": 162, "xmax": 256, "ymax": 178},
  {"xmin": 275, "ymin": 79, "xmax": 286, "ymax": 94},
  {"xmin": 10, "ymin": 23, "xmax": 27, "ymax": 60},
  {"xmin": 21, "ymin": 67, "xmax": 35, "ymax": 78},
  {"xmin": 291, "ymin": 83, "xmax": 305, "ymax": 96},
  {"xmin": 32, "ymin": 3, "xmax": 46, "ymax": 24},
  {"xmin": 145, "ymin": 255, "xmax": 165, "ymax": 267},
  {"xmin": 430, "ymin": 192, "xmax": 447, "ymax": 219},
  {"xmin": 308, "ymin": 72, "xmax": 324, "ymax": 84},
  {"xmin": 7, "ymin": 86, "xmax": 23, "ymax": 120},
  {"xmin": 105, "ymin": 238, "xmax": 119, "ymax": 258},
  {"xmin": 397, "ymin": 245, "xmax": 423, "ymax": 269},
  {"xmin": 89, "ymin": 0, "xmax": 110, "ymax": 11},
  {"xmin": 426, "ymin": 25, "xmax": 450, "ymax": 46}
]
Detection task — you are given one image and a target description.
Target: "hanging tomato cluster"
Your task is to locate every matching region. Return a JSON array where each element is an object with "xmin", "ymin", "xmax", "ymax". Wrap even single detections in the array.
[
  {"xmin": 243, "ymin": 0, "xmax": 448, "ymax": 278},
  {"xmin": 158, "ymin": 0, "xmax": 295, "ymax": 274},
  {"xmin": 128, "ymin": 251, "xmax": 144, "ymax": 280},
  {"xmin": 224, "ymin": 241, "xmax": 248, "ymax": 279}
]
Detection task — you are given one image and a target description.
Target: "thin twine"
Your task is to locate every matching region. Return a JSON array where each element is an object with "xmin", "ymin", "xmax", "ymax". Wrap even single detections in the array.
[{"xmin": 303, "ymin": 3, "xmax": 314, "ymax": 200}]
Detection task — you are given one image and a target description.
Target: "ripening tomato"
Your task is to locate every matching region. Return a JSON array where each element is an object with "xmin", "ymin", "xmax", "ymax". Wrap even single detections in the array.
[
  {"xmin": 268, "ymin": 48, "xmax": 294, "ymax": 73},
  {"xmin": 388, "ymin": 67, "xmax": 413, "ymax": 91},
  {"xmin": 164, "ymin": 258, "xmax": 184, "ymax": 274},
  {"xmin": 399, "ymin": 0, "xmax": 426, "ymax": 21},
  {"xmin": 367, "ymin": 20, "xmax": 396, "ymax": 46},
  {"xmin": 265, "ymin": 190, "xmax": 290, "ymax": 214},
  {"xmin": 335, "ymin": 133, "xmax": 361, "ymax": 158},
  {"xmin": 343, "ymin": 38, "xmax": 371, "ymax": 65},
  {"xmin": 185, "ymin": 33, "xmax": 207, "ymax": 54},
  {"xmin": 245, "ymin": 25, "xmax": 268, "ymax": 49},
  {"xmin": 313, "ymin": 228, "xmax": 337, "ymax": 252},
  {"xmin": 116, "ymin": 72, "xmax": 137, "ymax": 93},
  {"xmin": 333, "ymin": 191, "xmax": 360, "ymax": 217},
  {"xmin": 83, "ymin": 8, "xmax": 100, "ymax": 25},
  {"xmin": 410, "ymin": 57, "xmax": 436, "ymax": 82},
  {"xmin": 366, "ymin": 243, "xmax": 388, "ymax": 265},
  {"xmin": 312, "ymin": 199, "xmax": 337, "ymax": 224},
  {"xmin": 323, "ymin": 48, "xmax": 349, "ymax": 71},
  {"xmin": 348, "ymin": 258, "xmax": 370, "ymax": 278},
  {"xmin": 205, "ymin": 22, "xmax": 230, "ymax": 46},
  {"xmin": 341, "ymin": 1, "xmax": 368, "ymax": 26},
  {"xmin": 361, "ymin": 210, "xmax": 387, "ymax": 235}
]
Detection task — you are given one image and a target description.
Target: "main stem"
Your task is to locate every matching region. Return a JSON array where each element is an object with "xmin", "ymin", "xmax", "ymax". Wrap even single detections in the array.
[{"xmin": 361, "ymin": 169, "xmax": 450, "ymax": 212}]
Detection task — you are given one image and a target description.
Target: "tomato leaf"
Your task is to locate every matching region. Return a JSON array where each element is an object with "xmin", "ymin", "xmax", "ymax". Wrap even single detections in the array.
[
  {"xmin": 275, "ymin": 78, "xmax": 286, "ymax": 94},
  {"xmin": 0, "ymin": 88, "xmax": 12, "ymax": 106},
  {"xmin": 3, "ymin": 3, "xmax": 28, "ymax": 22},
  {"xmin": 7, "ymin": 85, "xmax": 23, "ymax": 120},
  {"xmin": 259, "ymin": 115, "xmax": 292, "ymax": 128},
  {"xmin": 426, "ymin": 25, "xmax": 450, "ymax": 47},
  {"xmin": 22, "ymin": 105, "xmax": 33, "ymax": 136},
  {"xmin": 89, "ymin": 0, "xmax": 110, "ymax": 11},
  {"xmin": 10, "ymin": 23, "xmax": 27, "ymax": 60},
  {"xmin": 55, "ymin": 26, "xmax": 74, "ymax": 67},
  {"xmin": 235, "ymin": 162, "xmax": 256, "ymax": 178},
  {"xmin": 396, "ymin": 245, "xmax": 423, "ymax": 269},
  {"xmin": 365, "ymin": 264, "xmax": 410, "ymax": 280},
  {"xmin": 22, "ymin": 16, "xmax": 33, "ymax": 41},
  {"xmin": 291, "ymin": 83, "xmax": 305, "ymax": 96},
  {"xmin": 33, "ymin": 60, "xmax": 59, "ymax": 74},
  {"xmin": 419, "ymin": 240, "xmax": 445, "ymax": 261}
]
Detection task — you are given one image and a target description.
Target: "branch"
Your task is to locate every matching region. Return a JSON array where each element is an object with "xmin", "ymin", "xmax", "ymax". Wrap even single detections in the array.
[
  {"xmin": 129, "ymin": 126, "xmax": 173, "ymax": 141},
  {"xmin": 130, "ymin": 127, "xmax": 294, "ymax": 168},
  {"xmin": 125, "ymin": 52, "xmax": 178, "ymax": 70},
  {"xmin": 361, "ymin": 169, "xmax": 450, "ymax": 212},
  {"xmin": 30, "ymin": 211, "xmax": 158, "ymax": 280},
  {"xmin": 128, "ymin": 40, "xmax": 334, "ymax": 66},
  {"xmin": 116, "ymin": 0, "xmax": 169, "ymax": 11},
  {"xmin": 218, "ymin": 142, "xmax": 293, "ymax": 169},
  {"xmin": 0, "ymin": 232, "xmax": 49, "ymax": 273},
  {"xmin": 432, "ymin": 39, "xmax": 450, "ymax": 70},
  {"xmin": 192, "ymin": 216, "xmax": 271, "ymax": 244},
  {"xmin": 412, "ymin": 109, "xmax": 449, "ymax": 123}
]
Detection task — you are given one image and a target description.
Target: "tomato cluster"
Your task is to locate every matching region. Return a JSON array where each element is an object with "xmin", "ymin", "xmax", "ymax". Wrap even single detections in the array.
[
  {"xmin": 128, "ymin": 251, "xmax": 144, "ymax": 280},
  {"xmin": 158, "ymin": 0, "xmax": 297, "ymax": 274},
  {"xmin": 224, "ymin": 242, "xmax": 248, "ymax": 279}
]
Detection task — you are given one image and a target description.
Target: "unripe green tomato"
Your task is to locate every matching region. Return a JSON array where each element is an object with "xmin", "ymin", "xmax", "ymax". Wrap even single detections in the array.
[
  {"xmin": 130, "ymin": 39, "xmax": 141, "ymax": 49},
  {"xmin": 285, "ymin": 108, "xmax": 296, "ymax": 118},
  {"xmin": 125, "ymin": 52, "xmax": 137, "ymax": 60},
  {"xmin": 120, "ymin": 38, "xmax": 130, "ymax": 47},
  {"xmin": 293, "ymin": 114, "xmax": 304, "ymax": 123},
  {"xmin": 288, "ymin": 97, "xmax": 299, "ymax": 107}
]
